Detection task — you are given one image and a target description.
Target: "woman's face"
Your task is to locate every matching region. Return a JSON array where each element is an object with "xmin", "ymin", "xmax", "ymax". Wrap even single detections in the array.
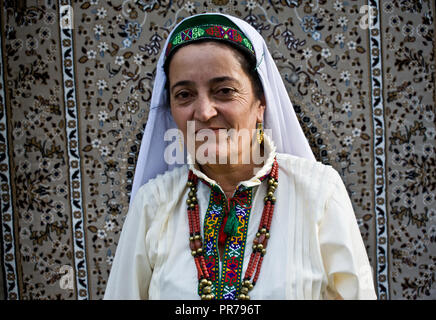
[{"xmin": 168, "ymin": 42, "xmax": 265, "ymax": 165}]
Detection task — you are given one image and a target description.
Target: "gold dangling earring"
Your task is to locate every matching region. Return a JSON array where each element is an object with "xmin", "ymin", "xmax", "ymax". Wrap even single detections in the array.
[
  {"xmin": 256, "ymin": 122, "xmax": 264, "ymax": 145},
  {"xmin": 178, "ymin": 131, "xmax": 184, "ymax": 152}
]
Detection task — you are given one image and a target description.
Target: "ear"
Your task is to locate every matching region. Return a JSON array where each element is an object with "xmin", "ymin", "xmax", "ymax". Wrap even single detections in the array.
[{"xmin": 256, "ymin": 94, "xmax": 266, "ymax": 123}]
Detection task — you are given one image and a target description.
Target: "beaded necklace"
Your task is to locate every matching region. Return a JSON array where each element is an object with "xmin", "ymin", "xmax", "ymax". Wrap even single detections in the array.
[{"xmin": 186, "ymin": 158, "xmax": 279, "ymax": 300}]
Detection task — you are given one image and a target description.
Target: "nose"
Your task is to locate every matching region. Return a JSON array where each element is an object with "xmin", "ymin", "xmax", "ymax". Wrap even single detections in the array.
[{"xmin": 193, "ymin": 93, "xmax": 217, "ymax": 122}]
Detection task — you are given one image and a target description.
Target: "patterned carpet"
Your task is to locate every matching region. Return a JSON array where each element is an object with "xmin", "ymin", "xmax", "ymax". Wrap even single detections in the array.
[{"xmin": 0, "ymin": 0, "xmax": 434, "ymax": 300}]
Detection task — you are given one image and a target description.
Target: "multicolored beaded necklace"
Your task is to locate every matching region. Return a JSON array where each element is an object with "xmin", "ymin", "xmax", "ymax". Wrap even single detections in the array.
[{"xmin": 186, "ymin": 158, "xmax": 279, "ymax": 300}]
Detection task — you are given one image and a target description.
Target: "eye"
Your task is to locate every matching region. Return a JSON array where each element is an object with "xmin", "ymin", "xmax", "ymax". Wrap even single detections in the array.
[
  {"xmin": 174, "ymin": 90, "xmax": 192, "ymax": 100},
  {"xmin": 216, "ymin": 87, "xmax": 236, "ymax": 96}
]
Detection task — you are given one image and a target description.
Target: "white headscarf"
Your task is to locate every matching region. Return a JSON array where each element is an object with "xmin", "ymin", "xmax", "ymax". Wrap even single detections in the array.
[{"xmin": 129, "ymin": 13, "xmax": 315, "ymax": 206}]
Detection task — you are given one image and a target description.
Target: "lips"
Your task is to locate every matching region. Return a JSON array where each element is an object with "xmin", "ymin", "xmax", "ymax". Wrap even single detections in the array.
[{"xmin": 195, "ymin": 127, "xmax": 227, "ymax": 134}]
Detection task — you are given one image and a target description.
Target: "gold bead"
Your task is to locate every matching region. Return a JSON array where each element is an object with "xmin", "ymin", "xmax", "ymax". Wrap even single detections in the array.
[
  {"xmin": 264, "ymin": 196, "xmax": 269, "ymax": 202},
  {"xmin": 257, "ymin": 244, "xmax": 263, "ymax": 250},
  {"xmin": 274, "ymin": 182, "xmax": 278, "ymax": 187},
  {"xmin": 200, "ymin": 278, "xmax": 208, "ymax": 286},
  {"xmin": 191, "ymin": 251, "xmax": 197, "ymax": 256},
  {"xmin": 244, "ymin": 280, "xmax": 251, "ymax": 287},
  {"xmin": 265, "ymin": 232, "xmax": 270, "ymax": 239},
  {"xmin": 201, "ymin": 294, "xmax": 206, "ymax": 300},
  {"xmin": 249, "ymin": 283, "xmax": 254, "ymax": 290},
  {"xmin": 203, "ymin": 286, "xmax": 212, "ymax": 294},
  {"xmin": 252, "ymin": 244, "xmax": 257, "ymax": 250},
  {"xmin": 238, "ymin": 294, "xmax": 246, "ymax": 300},
  {"xmin": 256, "ymin": 232, "xmax": 261, "ymax": 238},
  {"xmin": 245, "ymin": 294, "xmax": 250, "ymax": 300},
  {"xmin": 196, "ymin": 248, "xmax": 203, "ymax": 254},
  {"xmin": 261, "ymin": 228, "xmax": 267, "ymax": 234},
  {"xmin": 268, "ymin": 179, "xmax": 274, "ymax": 185},
  {"xmin": 267, "ymin": 191, "xmax": 273, "ymax": 197},
  {"xmin": 189, "ymin": 191, "xmax": 194, "ymax": 197},
  {"xmin": 241, "ymin": 287, "xmax": 248, "ymax": 294},
  {"xmin": 187, "ymin": 181, "xmax": 193, "ymax": 187},
  {"xmin": 261, "ymin": 248, "xmax": 267, "ymax": 255},
  {"xmin": 186, "ymin": 199, "xmax": 191, "ymax": 205},
  {"xmin": 189, "ymin": 236, "xmax": 194, "ymax": 241},
  {"xmin": 271, "ymin": 196, "xmax": 276, "ymax": 202},
  {"xmin": 207, "ymin": 280, "xmax": 212, "ymax": 286},
  {"xmin": 194, "ymin": 234, "xmax": 201, "ymax": 240},
  {"xmin": 206, "ymin": 294, "xmax": 212, "ymax": 300}
]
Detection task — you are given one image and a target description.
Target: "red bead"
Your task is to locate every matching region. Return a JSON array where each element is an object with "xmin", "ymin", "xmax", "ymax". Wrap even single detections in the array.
[
  {"xmin": 199, "ymin": 256, "xmax": 210, "ymax": 279},
  {"xmin": 189, "ymin": 240, "xmax": 195, "ymax": 251},
  {"xmin": 194, "ymin": 239, "xmax": 202, "ymax": 250},
  {"xmin": 258, "ymin": 234, "xmax": 265, "ymax": 245},
  {"xmin": 194, "ymin": 257, "xmax": 203, "ymax": 279}
]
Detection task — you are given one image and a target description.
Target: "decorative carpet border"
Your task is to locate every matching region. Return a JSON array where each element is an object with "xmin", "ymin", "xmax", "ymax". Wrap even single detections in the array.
[
  {"xmin": 58, "ymin": 0, "xmax": 89, "ymax": 300},
  {"xmin": 368, "ymin": 0, "xmax": 389, "ymax": 300},
  {"xmin": 0, "ymin": 12, "xmax": 20, "ymax": 299}
]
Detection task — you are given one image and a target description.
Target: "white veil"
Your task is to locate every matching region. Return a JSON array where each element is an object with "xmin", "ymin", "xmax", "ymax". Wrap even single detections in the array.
[{"xmin": 129, "ymin": 13, "xmax": 315, "ymax": 206}]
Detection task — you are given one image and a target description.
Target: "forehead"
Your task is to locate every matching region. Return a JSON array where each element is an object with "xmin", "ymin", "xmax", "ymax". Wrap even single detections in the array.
[{"xmin": 168, "ymin": 42, "xmax": 246, "ymax": 82}]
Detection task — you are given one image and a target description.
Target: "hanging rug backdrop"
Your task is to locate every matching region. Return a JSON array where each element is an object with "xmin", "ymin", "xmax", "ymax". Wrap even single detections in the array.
[{"xmin": 0, "ymin": 0, "xmax": 435, "ymax": 300}]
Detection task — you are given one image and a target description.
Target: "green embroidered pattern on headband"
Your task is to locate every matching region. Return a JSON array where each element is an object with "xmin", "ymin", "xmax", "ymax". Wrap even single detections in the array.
[{"xmin": 165, "ymin": 16, "xmax": 255, "ymax": 59}]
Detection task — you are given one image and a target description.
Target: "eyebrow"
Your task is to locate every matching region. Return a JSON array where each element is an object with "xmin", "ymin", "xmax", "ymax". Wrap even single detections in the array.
[{"xmin": 170, "ymin": 76, "xmax": 238, "ymax": 93}]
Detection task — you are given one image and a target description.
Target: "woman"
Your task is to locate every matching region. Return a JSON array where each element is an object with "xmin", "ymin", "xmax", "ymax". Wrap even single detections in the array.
[{"xmin": 104, "ymin": 13, "xmax": 377, "ymax": 300}]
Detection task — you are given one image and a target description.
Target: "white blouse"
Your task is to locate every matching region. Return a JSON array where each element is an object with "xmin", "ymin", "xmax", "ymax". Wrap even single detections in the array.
[{"xmin": 104, "ymin": 136, "xmax": 377, "ymax": 300}]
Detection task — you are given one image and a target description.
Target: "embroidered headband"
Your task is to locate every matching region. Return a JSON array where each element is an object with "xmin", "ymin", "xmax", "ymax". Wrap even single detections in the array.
[{"xmin": 164, "ymin": 14, "xmax": 256, "ymax": 66}]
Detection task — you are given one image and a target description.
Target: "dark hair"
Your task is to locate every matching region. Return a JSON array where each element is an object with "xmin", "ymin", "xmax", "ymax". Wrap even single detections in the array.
[{"xmin": 164, "ymin": 39, "xmax": 264, "ymax": 104}]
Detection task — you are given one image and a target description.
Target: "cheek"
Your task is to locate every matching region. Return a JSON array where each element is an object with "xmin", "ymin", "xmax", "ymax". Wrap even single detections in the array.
[{"xmin": 171, "ymin": 107, "xmax": 189, "ymax": 131}]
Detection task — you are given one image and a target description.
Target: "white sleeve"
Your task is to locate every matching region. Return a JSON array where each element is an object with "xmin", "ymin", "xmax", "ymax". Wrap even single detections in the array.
[
  {"xmin": 104, "ymin": 185, "xmax": 155, "ymax": 300},
  {"xmin": 319, "ymin": 168, "xmax": 377, "ymax": 300}
]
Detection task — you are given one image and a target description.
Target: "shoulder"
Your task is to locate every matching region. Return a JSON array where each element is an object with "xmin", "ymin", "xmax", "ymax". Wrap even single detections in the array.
[
  {"xmin": 275, "ymin": 152, "xmax": 340, "ymax": 185},
  {"xmin": 134, "ymin": 165, "xmax": 189, "ymax": 207},
  {"xmin": 275, "ymin": 152, "xmax": 344, "ymax": 213}
]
